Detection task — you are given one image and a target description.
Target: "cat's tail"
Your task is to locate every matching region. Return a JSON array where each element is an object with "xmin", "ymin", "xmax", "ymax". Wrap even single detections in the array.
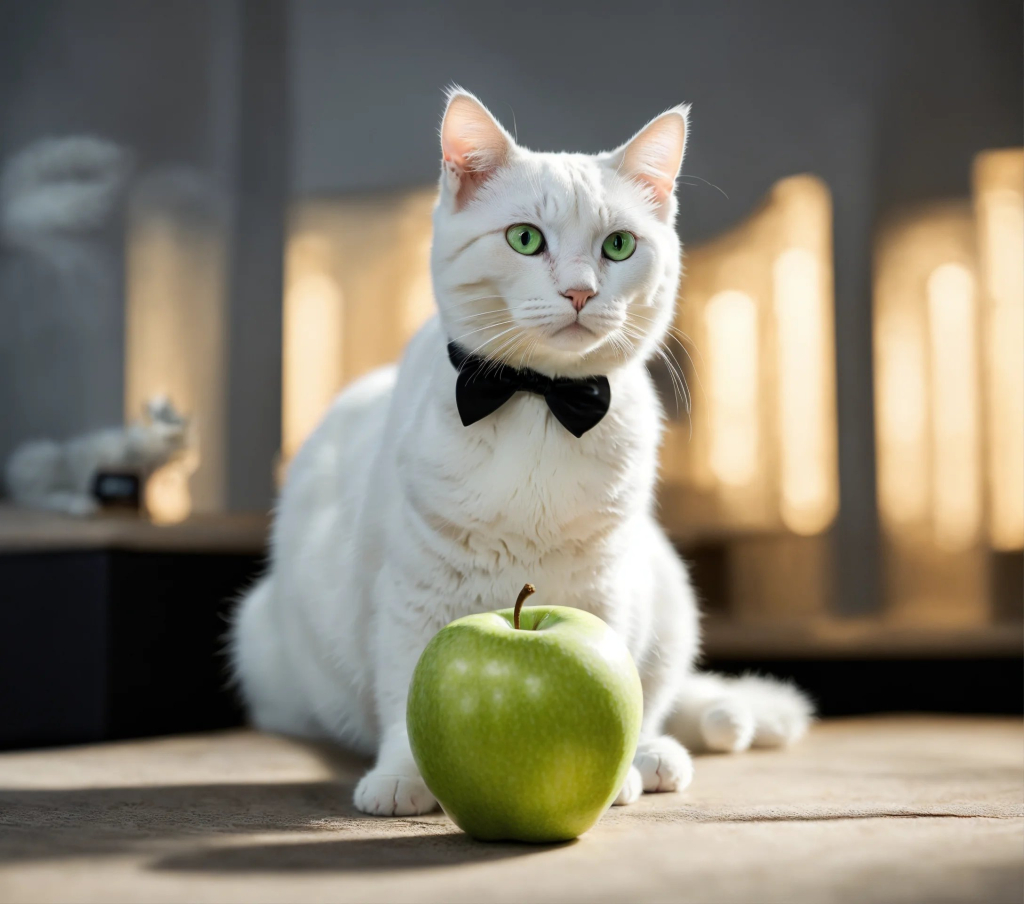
[
  {"xmin": 666, "ymin": 671, "xmax": 815, "ymax": 754},
  {"xmin": 0, "ymin": 136, "xmax": 131, "ymax": 253}
]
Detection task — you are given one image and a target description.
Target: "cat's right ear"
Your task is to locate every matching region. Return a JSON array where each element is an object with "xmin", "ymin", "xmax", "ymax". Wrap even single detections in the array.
[{"xmin": 439, "ymin": 87, "xmax": 515, "ymax": 209}]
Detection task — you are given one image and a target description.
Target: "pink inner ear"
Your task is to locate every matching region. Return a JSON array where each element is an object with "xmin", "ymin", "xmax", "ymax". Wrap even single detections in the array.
[
  {"xmin": 622, "ymin": 110, "xmax": 688, "ymax": 204},
  {"xmin": 441, "ymin": 94, "xmax": 512, "ymax": 175}
]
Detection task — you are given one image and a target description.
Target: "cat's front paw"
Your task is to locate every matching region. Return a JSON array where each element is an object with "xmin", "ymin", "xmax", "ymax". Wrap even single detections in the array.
[
  {"xmin": 354, "ymin": 770, "xmax": 438, "ymax": 816},
  {"xmin": 612, "ymin": 765, "xmax": 643, "ymax": 806},
  {"xmin": 634, "ymin": 736, "xmax": 693, "ymax": 793}
]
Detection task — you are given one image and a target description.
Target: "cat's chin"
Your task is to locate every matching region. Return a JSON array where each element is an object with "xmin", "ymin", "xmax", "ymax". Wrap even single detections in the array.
[
  {"xmin": 524, "ymin": 329, "xmax": 637, "ymax": 377},
  {"xmin": 544, "ymin": 321, "xmax": 603, "ymax": 353}
]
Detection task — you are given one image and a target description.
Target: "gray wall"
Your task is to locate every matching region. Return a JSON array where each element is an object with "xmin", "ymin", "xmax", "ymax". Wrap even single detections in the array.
[
  {"xmin": 0, "ymin": 1, "xmax": 217, "ymax": 465},
  {"xmin": 290, "ymin": 1, "xmax": 1022, "ymax": 237},
  {"xmin": 0, "ymin": 0, "xmax": 286, "ymax": 512},
  {"xmin": 1, "ymin": 0, "xmax": 1020, "ymax": 524}
]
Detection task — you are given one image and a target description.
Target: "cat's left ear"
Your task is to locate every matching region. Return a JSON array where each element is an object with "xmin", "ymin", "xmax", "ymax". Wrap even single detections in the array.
[
  {"xmin": 439, "ymin": 87, "xmax": 516, "ymax": 208},
  {"xmin": 607, "ymin": 105, "xmax": 689, "ymax": 220}
]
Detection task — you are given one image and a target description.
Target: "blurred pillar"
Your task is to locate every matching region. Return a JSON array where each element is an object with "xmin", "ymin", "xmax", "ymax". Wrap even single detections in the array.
[
  {"xmin": 215, "ymin": 0, "xmax": 287, "ymax": 513},
  {"xmin": 830, "ymin": 108, "xmax": 884, "ymax": 618}
]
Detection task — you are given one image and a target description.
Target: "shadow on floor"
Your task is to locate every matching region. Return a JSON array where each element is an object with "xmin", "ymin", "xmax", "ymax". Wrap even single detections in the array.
[
  {"xmin": 153, "ymin": 832, "xmax": 568, "ymax": 873},
  {"xmin": 0, "ymin": 781, "xmax": 356, "ymax": 861},
  {"xmin": 0, "ymin": 776, "xmax": 565, "ymax": 872}
]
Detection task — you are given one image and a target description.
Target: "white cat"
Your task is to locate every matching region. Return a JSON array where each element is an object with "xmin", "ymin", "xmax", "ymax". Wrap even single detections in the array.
[
  {"xmin": 230, "ymin": 89, "xmax": 812, "ymax": 816},
  {"xmin": 5, "ymin": 396, "xmax": 191, "ymax": 516}
]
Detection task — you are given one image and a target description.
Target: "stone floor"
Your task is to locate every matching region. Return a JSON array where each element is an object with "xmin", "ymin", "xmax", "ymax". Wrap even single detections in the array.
[{"xmin": 1, "ymin": 716, "xmax": 1021, "ymax": 903}]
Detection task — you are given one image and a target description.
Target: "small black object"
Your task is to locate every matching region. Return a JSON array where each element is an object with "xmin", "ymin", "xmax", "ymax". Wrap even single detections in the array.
[
  {"xmin": 92, "ymin": 471, "xmax": 142, "ymax": 510},
  {"xmin": 447, "ymin": 341, "xmax": 612, "ymax": 437}
]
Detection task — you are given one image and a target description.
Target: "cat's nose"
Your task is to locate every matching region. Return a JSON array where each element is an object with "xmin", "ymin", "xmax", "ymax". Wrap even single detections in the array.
[{"xmin": 562, "ymin": 287, "xmax": 596, "ymax": 312}]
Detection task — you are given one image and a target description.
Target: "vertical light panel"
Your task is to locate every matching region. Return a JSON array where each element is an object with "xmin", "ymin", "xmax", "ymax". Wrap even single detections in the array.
[
  {"xmin": 874, "ymin": 308, "xmax": 930, "ymax": 529},
  {"xmin": 125, "ymin": 190, "xmax": 227, "ymax": 519},
  {"xmin": 771, "ymin": 176, "xmax": 838, "ymax": 536},
  {"xmin": 773, "ymin": 247, "xmax": 836, "ymax": 534},
  {"xmin": 662, "ymin": 173, "xmax": 838, "ymax": 543},
  {"xmin": 873, "ymin": 205, "xmax": 982, "ymax": 547},
  {"xmin": 975, "ymin": 150, "xmax": 1024, "ymax": 551},
  {"xmin": 282, "ymin": 233, "xmax": 344, "ymax": 463},
  {"xmin": 704, "ymin": 290, "xmax": 759, "ymax": 487},
  {"xmin": 926, "ymin": 263, "xmax": 981, "ymax": 550},
  {"xmin": 872, "ymin": 202, "xmax": 990, "ymax": 625},
  {"xmin": 282, "ymin": 189, "xmax": 436, "ymax": 465}
]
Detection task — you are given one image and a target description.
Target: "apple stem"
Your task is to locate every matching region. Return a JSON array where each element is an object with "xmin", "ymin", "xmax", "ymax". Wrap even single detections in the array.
[{"xmin": 513, "ymin": 583, "xmax": 536, "ymax": 630}]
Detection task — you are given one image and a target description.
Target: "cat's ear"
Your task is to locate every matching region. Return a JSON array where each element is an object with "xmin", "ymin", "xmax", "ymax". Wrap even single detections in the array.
[
  {"xmin": 439, "ymin": 87, "xmax": 515, "ymax": 208},
  {"xmin": 607, "ymin": 105, "xmax": 689, "ymax": 219}
]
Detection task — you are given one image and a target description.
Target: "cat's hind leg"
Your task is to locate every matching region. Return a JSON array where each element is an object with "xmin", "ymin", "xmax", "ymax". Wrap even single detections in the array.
[
  {"xmin": 666, "ymin": 672, "xmax": 814, "ymax": 754},
  {"xmin": 229, "ymin": 577, "xmax": 318, "ymax": 737}
]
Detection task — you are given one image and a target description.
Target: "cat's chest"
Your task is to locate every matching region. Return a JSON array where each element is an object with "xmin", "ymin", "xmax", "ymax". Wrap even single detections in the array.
[{"xmin": 408, "ymin": 386, "xmax": 656, "ymax": 546}]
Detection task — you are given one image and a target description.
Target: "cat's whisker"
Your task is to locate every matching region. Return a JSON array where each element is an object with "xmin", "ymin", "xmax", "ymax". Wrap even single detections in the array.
[
  {"xmin": 676, "ymin": 173, "xmax": 729, "ymax": 200},
  {"xmin": 449, "ymin": 308, "xmax": 511, "ymax": 325},
  {"xmin": 618, "ymin": 321, "xmax": 691, "ymax": 422},
  {"xmin": 447, "ymin": 293, "xmax": 506, "ymax": 307},
  {"xmin": 464, "ymin": 326, "xmax": 520, "ymax": 363},
  {"xmin": 628, "ymin": 313, "xmax": 708, "ymax": 432},
  {"xmin": 451, "ymin": 320, "xmax": 519, "ymax": 346},
  {"xmin": 486, "ymin": 330, "xmax": 530, "ymax": 376}
]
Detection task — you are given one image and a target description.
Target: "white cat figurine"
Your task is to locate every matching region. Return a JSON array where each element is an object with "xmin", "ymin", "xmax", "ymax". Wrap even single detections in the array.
[
  {"xmin": 231, "ymin": 89, "xmax": 812, "ymax": 816},
  {"xmin": 5, "ymin": 395, "xmax": 191, "ymax": 516}
]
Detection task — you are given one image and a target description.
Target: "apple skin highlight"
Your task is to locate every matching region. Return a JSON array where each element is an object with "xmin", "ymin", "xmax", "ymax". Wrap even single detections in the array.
[{"xmin": 407, "ymin": 593, "xmax": 643, "ymax": 843}]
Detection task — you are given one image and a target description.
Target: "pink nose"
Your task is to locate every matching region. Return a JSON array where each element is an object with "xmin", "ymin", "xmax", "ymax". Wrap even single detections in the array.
[{"xmin": 563, "ymin": 287, "xmax": 596, "ymax": 312}]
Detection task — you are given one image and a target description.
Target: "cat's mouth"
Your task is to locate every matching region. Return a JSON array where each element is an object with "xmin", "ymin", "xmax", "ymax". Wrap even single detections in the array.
[
  {"xmin": 542, "ymin": 319, "xmax": 607, "ymax": 354},
  {"xmin": 553, "ymin": 322, "xmax": 595, "ymax": 338}
]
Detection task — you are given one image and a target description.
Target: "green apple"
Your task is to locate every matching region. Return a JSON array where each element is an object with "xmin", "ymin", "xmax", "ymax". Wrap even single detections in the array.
[{"xmin": 407, "ymin": 584, "xmax": 643, "ymax": 843}]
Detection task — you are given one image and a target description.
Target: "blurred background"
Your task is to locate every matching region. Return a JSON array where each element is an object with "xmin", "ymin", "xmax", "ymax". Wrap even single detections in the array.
[{"xmin": 0, "ymin": 0, "xmax": 1021, "ymax": 749}]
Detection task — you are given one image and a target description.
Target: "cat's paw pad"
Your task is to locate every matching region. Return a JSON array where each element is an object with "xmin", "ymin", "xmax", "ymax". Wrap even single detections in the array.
[
  {"xmin": 613, "ymin": 765, "xmax": 643, "ymax": 806},
  {"xmin": 353, "ymin": 771, "xmax": 438, "ymax": 816},
  {"xmin": 700, "ymin": 700, "xmax": 756, "ymax": 753},
  {"xmin": 634, "ymin": 736, "xmax": 693, "ymax": 793}
]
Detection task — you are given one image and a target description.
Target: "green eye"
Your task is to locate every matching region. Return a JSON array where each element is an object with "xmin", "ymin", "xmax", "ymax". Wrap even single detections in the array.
[
  {"xmin": 506, "ymin": 224, "xmax": 545, "ymax": 255},
  {"xmin": 602, "ymin": 231, "xmax": 636, "ymax": 261}
]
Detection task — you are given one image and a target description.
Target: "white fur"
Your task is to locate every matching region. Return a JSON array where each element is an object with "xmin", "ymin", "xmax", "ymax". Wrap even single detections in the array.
[
  {"xmin": 231, "ymin": 89, "xmax": 812, "ymax": 817},
  {"xmin": 5, "ymin": 396, "xmax": 191, "ymax": 516}
]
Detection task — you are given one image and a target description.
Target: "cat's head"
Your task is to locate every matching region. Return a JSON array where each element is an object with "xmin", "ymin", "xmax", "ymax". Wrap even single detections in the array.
[
  {"xmin": 431, "ymin": 88, "xmax": 688, "ymax": 378},
  {"xmin": 143, "ymin": 395, "xmax": 192, "ymax": 461}
]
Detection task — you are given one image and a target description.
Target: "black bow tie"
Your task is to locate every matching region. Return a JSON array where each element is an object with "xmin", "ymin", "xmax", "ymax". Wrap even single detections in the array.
[{"xmin": 447, "ymin": 342, "xmax": 611, "ymax": 438}]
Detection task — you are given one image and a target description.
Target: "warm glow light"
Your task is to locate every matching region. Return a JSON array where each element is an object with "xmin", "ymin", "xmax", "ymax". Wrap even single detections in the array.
[
  {"xmin": 145, "ymin": 458, "xmax": 196, "ymax": 525},
  {"xmin": 281, "ymin": 190, "xmax": 436, "ymax": 465},
  {"xmin": 125, "ymin": 201, "xmax": 225, "ymax": 515},
  {"xmin": 283, "ymin": 264, "xmax": 344, "ymax": 462},
  {"xmin": 975, "ymin": 150, "xmax": 1024, "ymax": 550},
  {"xmin": 875, "ymin": 309, "xmax": 930, "ymax": 527},
  {"xmin": 926, "ymin": 263, "xmax": 981, "ymax": 549},
  {"xmin": 773, "ymin": 247, "xmax": 837, "ymax": 534},
  {"xmin": 705, "ymin": 290, "xmax": 759, "ymax": 486},
  {"xmin": 661, "ymin": 174, "xmax": 837, "ymax": 544},
  {"xmin": 403, "ymin": 234, "xmax": 437, "ymax": 338}
]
